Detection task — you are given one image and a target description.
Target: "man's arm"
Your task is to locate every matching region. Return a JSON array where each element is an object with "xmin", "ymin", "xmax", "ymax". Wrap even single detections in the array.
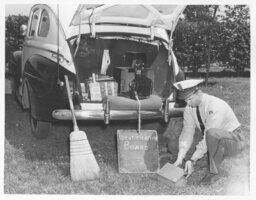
[
  {"xmin": 190, "ymin": 138, "xmax": 207, "ymax": 162},
  {"xmin": 174, "ymin": 107, "xmax": 196, "ymax": 166}
]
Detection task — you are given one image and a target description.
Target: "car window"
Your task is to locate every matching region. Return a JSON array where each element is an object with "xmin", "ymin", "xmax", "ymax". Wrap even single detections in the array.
[
  {"xmin": 29, "ymin": 8, "xmax": 40, "ymax": 37},
  {"xmin": 101, "ymin": 5, "xmax": 149, "ymax": 19},
  {"xmin": 152, "ymin": 5, "xmax": 178, "ymax": 15},
  {"xmin": 38, "ymin": 9, "xmax": 50, "ymax": 37}
]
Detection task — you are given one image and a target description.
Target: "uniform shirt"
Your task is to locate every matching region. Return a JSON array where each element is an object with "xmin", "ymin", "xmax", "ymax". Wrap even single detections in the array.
[{"xmin": 177, "ymin": 93, "xmax": 241, "ymax": 162}]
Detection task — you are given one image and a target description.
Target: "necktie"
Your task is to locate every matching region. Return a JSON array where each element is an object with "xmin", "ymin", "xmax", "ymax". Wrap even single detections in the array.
[{"xmin": 196, "ymin": 106, "xmax": 205, "ymax": 134}]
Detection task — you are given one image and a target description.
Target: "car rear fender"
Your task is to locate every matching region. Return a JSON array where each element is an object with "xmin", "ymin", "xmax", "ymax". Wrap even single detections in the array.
[{"xmin": 12, "ymin": 51, "xmax": 22, "ymax": 65}]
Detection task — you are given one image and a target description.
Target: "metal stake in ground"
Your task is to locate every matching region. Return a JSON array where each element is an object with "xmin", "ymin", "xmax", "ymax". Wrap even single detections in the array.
[
  {"xmin": 134, "ymin": 91, "xmax": 141, "ymax": 134},
  {"xmin": 64, "ymin": 75, "xmax": 100, "ymax": 181}
]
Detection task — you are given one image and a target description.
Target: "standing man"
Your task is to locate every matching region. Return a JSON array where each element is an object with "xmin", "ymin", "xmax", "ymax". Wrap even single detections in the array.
[{"xmin": 172, "ymin": 79, "xmax": 245, "ymax": 185}]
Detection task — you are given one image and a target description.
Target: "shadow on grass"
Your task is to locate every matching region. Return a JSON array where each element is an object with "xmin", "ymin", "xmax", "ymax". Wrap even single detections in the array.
[
  {"xmin": 202, "ymin": 81, "xmax": 218, "ymax": 87},
  {"xmin": 5, "ymin": 94, "xmax": 169, "ymax": 177},
  {"xmin": 4, "ymin": 94, "xmax": 71, "ymax": 174},
  {"xmin": 185, "ymin": 70, "xmax": 250, "ymax": 78}
]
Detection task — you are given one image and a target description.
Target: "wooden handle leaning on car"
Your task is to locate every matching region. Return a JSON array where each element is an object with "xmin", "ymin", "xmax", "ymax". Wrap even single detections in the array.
[{"xmin": 64, "ymin": 75, "xmax": 79, "ymax": 131}]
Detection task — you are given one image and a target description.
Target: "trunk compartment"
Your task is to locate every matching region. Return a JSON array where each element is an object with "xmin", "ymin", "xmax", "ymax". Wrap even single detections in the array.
[{"xmin": 70, "ymin": 36, "xmax": 175, "ymax": 103}]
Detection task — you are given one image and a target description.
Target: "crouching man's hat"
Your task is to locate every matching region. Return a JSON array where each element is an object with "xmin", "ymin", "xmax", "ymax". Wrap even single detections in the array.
[{"xmin": 173, "ymin": 79, "xmax": 204, "ymax": 100}]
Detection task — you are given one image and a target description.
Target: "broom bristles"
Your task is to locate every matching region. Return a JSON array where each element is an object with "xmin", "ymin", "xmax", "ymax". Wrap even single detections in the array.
[{"xmin": 70, "ymin": 130, "xmax": 100, "ymax": 181}]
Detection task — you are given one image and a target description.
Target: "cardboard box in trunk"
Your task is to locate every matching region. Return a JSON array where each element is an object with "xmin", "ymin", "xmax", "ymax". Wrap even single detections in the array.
[
  {"xmin": 115, "ymin": 67, "xmax": 155, "ymax": 93},
  {"xmin": 87, "ymin": 74, "xmax": 118, "ymax": 101},
  {"xmin": 99, "ymin": 81, "xmax": 118, "ymax": 99}
]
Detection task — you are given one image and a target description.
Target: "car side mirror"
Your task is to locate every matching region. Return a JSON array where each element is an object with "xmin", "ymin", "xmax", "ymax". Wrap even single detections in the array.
[{"xmin": 20, "ymin": 24, "xmax": 27, "ymax": 36}]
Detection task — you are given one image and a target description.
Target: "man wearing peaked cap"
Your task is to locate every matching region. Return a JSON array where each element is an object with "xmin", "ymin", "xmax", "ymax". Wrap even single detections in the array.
[
  {"xmin": 171, "ymin": 79, "xmax": 245, "ymax": 185},
  {"xmin": 174, "ymin": 79, "xmax": 204, "ymax": 100}
]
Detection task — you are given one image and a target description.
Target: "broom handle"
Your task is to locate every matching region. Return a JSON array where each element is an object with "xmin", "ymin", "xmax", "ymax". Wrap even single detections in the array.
[{"xmin": 64, "ymin": 75, "xmax": 79, "ymax": 131}]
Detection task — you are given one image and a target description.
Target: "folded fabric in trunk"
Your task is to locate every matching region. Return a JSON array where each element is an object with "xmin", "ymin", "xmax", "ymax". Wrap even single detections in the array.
[{"xmin": 104, "ymin": 95, "xmax": 162, "ymax": 110}]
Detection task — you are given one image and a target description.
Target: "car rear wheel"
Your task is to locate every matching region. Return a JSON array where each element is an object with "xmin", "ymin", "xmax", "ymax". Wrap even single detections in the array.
[
  {"xmin": 26, "ymin": 82, "xmax": 52, "ymax": 139},
  {"xmin": 30, "ymin": 115, "xmax": 52, "ymax": 139}
]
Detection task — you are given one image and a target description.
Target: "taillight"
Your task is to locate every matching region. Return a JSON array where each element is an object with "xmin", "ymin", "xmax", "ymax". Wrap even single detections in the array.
[
  {"xmin": 69, "ymin": 81, "xmax": 74, "ymax": 95},
  {"xmin": 80, "ymin": 82, "xmax": 89, "ymax": 100}
]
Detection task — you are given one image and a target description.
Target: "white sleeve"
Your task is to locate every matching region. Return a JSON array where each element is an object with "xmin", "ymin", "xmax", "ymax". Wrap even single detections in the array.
[
  {"xmin": 177, "ymin": 107, "xmax": 196, "ymax": 161},
  {"xmin": 204, "ymin": 102, "xmax": 225, "ymax": 132},
  {"xmin": 190, "ymin": 137, "xmax": 207, "ymax": 161}
]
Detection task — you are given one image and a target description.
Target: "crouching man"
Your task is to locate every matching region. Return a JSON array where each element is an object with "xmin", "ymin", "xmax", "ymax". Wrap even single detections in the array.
[{"xmin": 172, "ymin": 79, "xmax": 245, "ymax": 185}]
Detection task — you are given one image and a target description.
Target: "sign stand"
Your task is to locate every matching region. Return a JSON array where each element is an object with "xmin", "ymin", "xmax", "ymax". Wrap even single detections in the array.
[{"xmin": 117, "ymin": 92, "xmax": 159, "ymax": 173}]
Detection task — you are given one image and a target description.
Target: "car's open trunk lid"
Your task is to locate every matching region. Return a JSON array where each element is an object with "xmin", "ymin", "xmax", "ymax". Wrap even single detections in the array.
[{"xmin": 70, "ymin": 4, "xmax": 185, "ymax": 35}]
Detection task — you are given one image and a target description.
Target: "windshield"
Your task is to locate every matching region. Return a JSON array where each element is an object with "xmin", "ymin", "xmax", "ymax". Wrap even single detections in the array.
[{"xmin": 152, "ymin": 5, "xmax": 180, "ymax": 15}]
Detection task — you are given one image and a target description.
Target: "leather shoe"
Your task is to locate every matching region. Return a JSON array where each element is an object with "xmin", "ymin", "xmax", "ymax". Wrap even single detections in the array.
[{"xmin": 200, "ymin": 173, "xmax": 217, "ymax": 185}]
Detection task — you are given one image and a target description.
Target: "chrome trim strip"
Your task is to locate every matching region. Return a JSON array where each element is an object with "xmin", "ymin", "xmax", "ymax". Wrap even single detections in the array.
[
  {"xmin": 23, "ymin": 44, "xmax": 70, "ymax": 63},
  {"xmin": 24, "ymin": 72, "xmax": 46, "ymax": 83}
]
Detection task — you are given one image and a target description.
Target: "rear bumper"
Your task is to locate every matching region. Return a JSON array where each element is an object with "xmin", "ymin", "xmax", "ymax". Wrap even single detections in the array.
[{"xmin": 52, "ymin": 107, "xmax": 184, "ymax": 123}]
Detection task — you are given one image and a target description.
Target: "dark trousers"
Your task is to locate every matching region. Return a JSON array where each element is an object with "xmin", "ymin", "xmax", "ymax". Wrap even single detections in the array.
[{"xmin": 205, "ymin": 128, "xmax": 245, "ymax": 174}]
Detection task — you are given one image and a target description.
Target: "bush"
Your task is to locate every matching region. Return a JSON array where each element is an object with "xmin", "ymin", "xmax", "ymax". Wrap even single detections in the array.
[
  {"xmin": 5, "ymin": 15, "xmax": 29, "ymax": 63},
  {"xmin": 173, "ymin": 5, "xmax": 250, "ymax": 74},
  {"xmin": 220, "ymin": 5, "xmax": 250, "ymax": 73}
]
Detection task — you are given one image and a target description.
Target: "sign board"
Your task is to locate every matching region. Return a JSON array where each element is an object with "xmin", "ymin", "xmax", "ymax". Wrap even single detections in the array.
[{"xmin": 117, "ymin": 129, "xmax": 159, "ymax": 173}]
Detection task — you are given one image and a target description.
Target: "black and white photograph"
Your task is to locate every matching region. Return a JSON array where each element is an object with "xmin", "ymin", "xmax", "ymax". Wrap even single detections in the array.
[{"xmin": 2, "ymin": 0, "xmax": 255, "ymax": 198}]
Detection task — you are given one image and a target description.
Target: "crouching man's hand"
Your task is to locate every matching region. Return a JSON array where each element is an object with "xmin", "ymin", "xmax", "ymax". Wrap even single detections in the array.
[
  {"xmin": 173, "ymin": 158, "xmax": 183, "ymax": 167},
  {"xmin": 184, "ymin": 160, "xmax": 195, "ymax": 178}
]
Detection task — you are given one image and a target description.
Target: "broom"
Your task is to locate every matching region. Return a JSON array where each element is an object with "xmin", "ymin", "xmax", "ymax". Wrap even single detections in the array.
[{"xmin": 64, "ymin": 75, "xmax": 100, "ymax": 181}]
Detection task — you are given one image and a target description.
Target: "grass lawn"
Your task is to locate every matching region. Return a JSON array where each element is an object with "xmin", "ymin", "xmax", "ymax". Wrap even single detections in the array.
[{"xmin": 4, "ymin": 76, "xmax": 250, "ymax": 195}]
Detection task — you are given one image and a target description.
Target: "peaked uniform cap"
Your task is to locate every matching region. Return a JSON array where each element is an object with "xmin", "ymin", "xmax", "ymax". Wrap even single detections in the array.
[{"xmin": 173, "ymin": 79, "xmax": 204, "ymax": 100}]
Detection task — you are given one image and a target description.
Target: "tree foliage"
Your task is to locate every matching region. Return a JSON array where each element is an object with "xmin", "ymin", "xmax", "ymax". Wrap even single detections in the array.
[
  {"xmin": 173, "ymin": 6, "xmax": 220, "ymax": 72},
  {"xmin": 173, "ymin": 5, "xmax": 250, "ymax": 74},
  {"xmin": 5, "ymin": 15, "xmax": 29, "ymax": 62},
  {"xmin": 5, "ymin": 6, "xmax": 250, "ymax": 74},
  {"xmin": 219, "ymin": 5, "xmax": 250, "ymax": 72}
]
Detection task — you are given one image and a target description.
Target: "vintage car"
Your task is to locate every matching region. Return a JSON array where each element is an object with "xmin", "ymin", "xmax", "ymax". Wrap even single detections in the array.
[{"xmin": 10, "ymin": 4, "xmax": 186, "ymax": 139}]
